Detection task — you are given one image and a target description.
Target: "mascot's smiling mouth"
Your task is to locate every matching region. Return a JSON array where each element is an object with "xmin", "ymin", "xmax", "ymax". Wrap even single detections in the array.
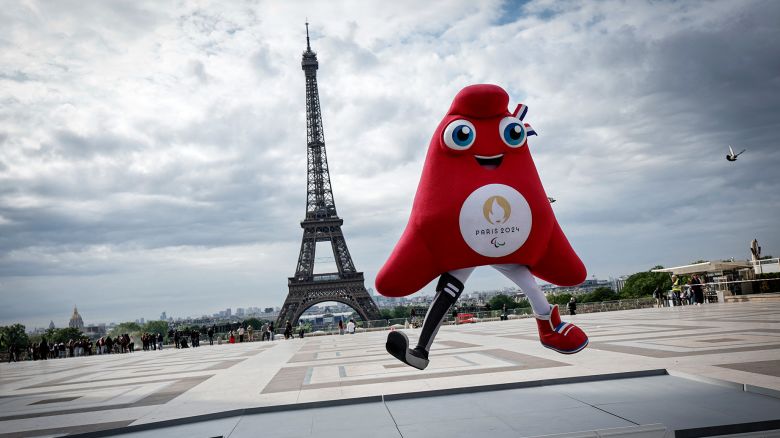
[{"xmin": 475, "ymin": 154, "xmax": 504, "ymax": 170}]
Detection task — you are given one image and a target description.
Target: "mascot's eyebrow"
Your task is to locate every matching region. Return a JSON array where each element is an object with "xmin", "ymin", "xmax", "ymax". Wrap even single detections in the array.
[{"xmin": 513, "ymin": 104, "xmax": 528, "ymax": 120}]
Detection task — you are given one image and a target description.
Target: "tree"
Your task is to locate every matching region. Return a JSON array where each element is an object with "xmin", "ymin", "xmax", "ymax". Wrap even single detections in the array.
[
  {"xmin": 44, "ymin": 327, "xmax": 84, "ymax": 343},
  {"xmin": 143, "ymin": 320, "xmax": 170, "ymax": 337},
  {"xmin": 581, "ymin": 287, "xmax": 615, "ymax": 303},
  {"xmin": 392, "ymin": 306, "xmax": 410, "ymax": 319},
  {"xmin": 0, "ymin": 324, "xmax": 29, "ymax": 350},
  {"xmin": 242, "ymin": 317, "xmax": 264, "ymax": 330},
  {"xmin": 109, "ymin": 322, "xmax": 142, "ymax": 338},
  {"xmin": 488, "ymin": 294, "xmax": 516, "ymax": 311},
  {"xmin": 620, "ymin": 268, "xmax": 672, "ymax": 299},
  {"xmin": 547, "ymin": 293, "xmax": 573, "ymax": 305}
]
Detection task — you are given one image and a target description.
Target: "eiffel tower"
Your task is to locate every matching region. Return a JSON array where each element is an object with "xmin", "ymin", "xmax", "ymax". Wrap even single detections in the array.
[{"xmin": 277, "ymin": 24, "xmax": 381, "ymax": 328}]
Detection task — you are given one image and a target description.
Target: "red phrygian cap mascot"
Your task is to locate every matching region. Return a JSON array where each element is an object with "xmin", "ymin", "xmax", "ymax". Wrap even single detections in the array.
[{"xmin": 377, "ymin": 84, "xmax": 589, "ymax": 370}]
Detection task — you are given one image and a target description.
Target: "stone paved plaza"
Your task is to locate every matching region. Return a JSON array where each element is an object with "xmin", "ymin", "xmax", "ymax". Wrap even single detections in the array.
[{"xmin": 1, "ymin": 302, "xmax": 780, "ymax": 437}]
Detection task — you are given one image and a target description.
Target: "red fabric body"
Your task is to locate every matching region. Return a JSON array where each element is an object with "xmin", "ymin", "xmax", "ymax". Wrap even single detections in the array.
[{"xmin": 376, "ymin": 84, "xmax": 586, "ymax": 297}]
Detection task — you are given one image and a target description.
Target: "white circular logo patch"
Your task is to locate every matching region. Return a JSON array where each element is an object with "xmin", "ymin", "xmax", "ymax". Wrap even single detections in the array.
[{"xmin": 459, "ymin": 184, "xmax": 532, "ymax": 257}]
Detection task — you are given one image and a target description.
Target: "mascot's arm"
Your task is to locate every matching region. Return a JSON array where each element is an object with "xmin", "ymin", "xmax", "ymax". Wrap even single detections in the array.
[
  {"xmin": 530, "ymin": 221, "xmax": 586, "ymax": 287},
  {"xmin": 375, "ymin": 229, "xmax": 438, "ymax": 298}
]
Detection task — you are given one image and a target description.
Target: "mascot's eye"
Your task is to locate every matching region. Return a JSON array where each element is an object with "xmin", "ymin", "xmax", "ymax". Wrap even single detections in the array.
[
  {"xmin": 499, "ymin": 117, "xmax": 526, "ymax": 148},
  {"xmin": 443, "ymin": 119, "xmax": 476, "ymax": 150}
]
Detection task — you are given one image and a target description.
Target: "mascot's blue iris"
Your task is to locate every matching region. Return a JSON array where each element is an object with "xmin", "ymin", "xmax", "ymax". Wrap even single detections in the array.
[
  {"xmin": 502, "ymin": 123, "xmax": 525, "ymax": 146},
  {"xmin": 452, "ymin": 125, "xmax": 474, "ymax": 147}
]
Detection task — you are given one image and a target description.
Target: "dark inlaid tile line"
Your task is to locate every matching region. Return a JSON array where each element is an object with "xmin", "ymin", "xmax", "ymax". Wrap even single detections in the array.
[
  {"xmin": 264, "ymin": 351, "xmax": 570, "ymax": 394},
  {"xmin": 27, "ymin": 395, "xmax": 81, "ymax": 405},
  {"xmin": 588, "ymin": 342, "xmax": 780, "ymax": 358},
  {"xmin": 0, "ymin": 375, "xmax": 213, "ymax": 421}
]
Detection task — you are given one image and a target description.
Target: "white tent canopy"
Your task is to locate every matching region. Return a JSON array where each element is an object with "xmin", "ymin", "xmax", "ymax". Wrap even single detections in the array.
[{"xmin": 651, "ymin": 261, "xmax": 752, "ymax": 275}]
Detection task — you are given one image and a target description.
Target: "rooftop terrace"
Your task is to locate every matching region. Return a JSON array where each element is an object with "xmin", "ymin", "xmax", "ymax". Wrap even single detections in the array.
[{"xmin": 1, "ymin": 302, "xmax": 779, "ymax": 437}]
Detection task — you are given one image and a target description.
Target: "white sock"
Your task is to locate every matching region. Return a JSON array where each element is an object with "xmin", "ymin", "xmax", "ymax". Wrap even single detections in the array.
[
  {"xmin": 492, "ymin": 264, "xmax": 551, "ymax": 315},
  {"xmin": 447, "ymin": 267, "xmax": 475, "ymax": 284}
]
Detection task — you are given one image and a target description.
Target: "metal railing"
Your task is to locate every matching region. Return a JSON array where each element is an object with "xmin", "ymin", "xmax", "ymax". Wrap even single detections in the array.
[{"xmin": 298, "ymin": 297, "xmax": 658, "ymax": 336}]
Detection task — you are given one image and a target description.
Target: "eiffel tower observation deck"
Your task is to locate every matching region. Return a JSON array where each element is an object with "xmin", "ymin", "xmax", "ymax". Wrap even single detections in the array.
[{"xmin": 276, "ymin": 24, "xmax": 380, "ymax": 328}]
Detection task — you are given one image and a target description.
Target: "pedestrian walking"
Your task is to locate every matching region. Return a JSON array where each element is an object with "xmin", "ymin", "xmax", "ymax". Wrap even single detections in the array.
[{"xmin": 691, "ymin": 274, "xmax": 705, "ymax": 305}]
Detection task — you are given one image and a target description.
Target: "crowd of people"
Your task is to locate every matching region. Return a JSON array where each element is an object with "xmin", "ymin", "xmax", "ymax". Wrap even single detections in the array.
[
  {"xmin": 654, "ymin": 274, "xmax": 707, "ymax": 307},
  {"xmin": 6, "ymin": 320, "xmax": 320, "ymax": 362},
  {"xmin": 8, "ymin": 333, "xmax": 140, "ymax": 362},
  {"xmin": 140, "ymin": 332, "xmax": 164, "ymax": 351}
]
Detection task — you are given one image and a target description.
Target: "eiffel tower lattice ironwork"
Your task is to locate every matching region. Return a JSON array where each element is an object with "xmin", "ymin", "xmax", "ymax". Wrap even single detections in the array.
[{"xmin": 277, "ymin": 24, "xmax": 380, "ymax": 328}]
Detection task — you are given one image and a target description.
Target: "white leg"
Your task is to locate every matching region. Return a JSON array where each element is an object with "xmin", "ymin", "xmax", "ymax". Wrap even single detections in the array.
[
  {"xmin": 448, "ymin": 267, "xmax": 475, "ymax": 284},
  {"xmin": 492, "ymin": 264, "xmax": 551, "ymax": 315}
]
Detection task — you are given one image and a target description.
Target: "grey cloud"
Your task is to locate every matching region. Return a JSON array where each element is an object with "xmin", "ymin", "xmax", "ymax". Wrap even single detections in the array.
[
  {"xmin": 250, "ymin": 44, "xmax": 279, "ymax": 76},
  {"xmin": 188, "ymin": 60, "xmax": 210, "ymax": 83},
  {"xmin": 39, "ymin": 129, "xmax": 144, "ymax": 160},
  {"xmin": 2, "ymin": 0, "xmax": 779, "ymax": 328},
  {"xmin": 0, "ymin": 71, "xmax": 32, "ymax": 82}
]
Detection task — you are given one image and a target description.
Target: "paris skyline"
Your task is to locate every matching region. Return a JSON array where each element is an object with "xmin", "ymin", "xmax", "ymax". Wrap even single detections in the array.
[{"xmin": 2, "ymin": 0, "xmax": 779, "ymax": 327}]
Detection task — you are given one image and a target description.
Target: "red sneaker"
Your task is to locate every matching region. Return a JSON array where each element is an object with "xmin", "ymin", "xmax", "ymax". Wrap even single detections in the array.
[{"xmin": 535, "ymin": 305, "xmax": 588, "ymax": 354}]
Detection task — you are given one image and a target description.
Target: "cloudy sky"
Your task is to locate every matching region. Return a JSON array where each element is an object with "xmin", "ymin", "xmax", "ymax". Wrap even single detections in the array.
[{"xmin": 2, "ymin": 0, "xmax": 779, "ymax": 328}]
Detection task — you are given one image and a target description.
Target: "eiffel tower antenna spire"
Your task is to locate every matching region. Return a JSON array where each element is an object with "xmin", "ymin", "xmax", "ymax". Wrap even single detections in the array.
[
  {"xmin": 305, "ymin": 20, "xmax": 311, "ymax": 51},
  {"xmin": 277, "ymin": 23, "xmax": 380, "ymax": 328}
]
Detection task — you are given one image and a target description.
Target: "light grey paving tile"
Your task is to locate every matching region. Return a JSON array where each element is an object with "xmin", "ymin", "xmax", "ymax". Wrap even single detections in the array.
[
  {"xmin": 385, "ymin": 394, "xmax": 488, "ymax": 426},
  {"xmin": 474, "ymin": 386, "xmax": 587, "ymax": 416},
  {"xmin": 228, "ymin": 410, "xmax": 314, "ymax": 438},
  {"xmin": 689, "ymin": 391, "xmax": 780, "ymax": 422},
  {"xmin": 498, "ymin": 405, "xmax": 635, "ymax": 436},
  {"xmin": 311, "ymin": 402, "xmax": 396, "ymax": 432},
  {"xmin": 595, "ymin": 400, "xmax": 736, "ymax": 431},
  {"xmin": 397, "ymin": 415, "xmax": 518, "ymax": 438},
  {"xmin": 549, "ymin": 376, "xmax": 727, "ymax": 405},
  {"xmin": 121, "ymin": 417, "xmax": 241, "ymax": 438}
]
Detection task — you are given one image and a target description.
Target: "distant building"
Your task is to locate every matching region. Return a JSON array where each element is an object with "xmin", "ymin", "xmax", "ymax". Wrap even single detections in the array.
[
  {"xmin": 48, "ymin": 320, "xmax": 55, "ymax": 330},
  {"xmin": 84, "ymin": 324, "xmax": 106, "ymax": 337},
  {"xmin": 160, "ymin": 311, "xmax": 167, "ymax": 321},
  {"xmin": 236, "ymin": 308, "xmax": 245, "ymax": 317},
  {"xmin": 613, "ymin": 276, "xmax": 629, "ymax": 294},
  {"xmin": 752, "ymin": 257, "xmax": 780, "ymax": 275},
  {"xmin": 69, "ymin": 306, "xmax": 84, "ymax": 329}
]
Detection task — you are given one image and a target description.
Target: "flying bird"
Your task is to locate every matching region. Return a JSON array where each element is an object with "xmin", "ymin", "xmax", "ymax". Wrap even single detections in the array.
[{"xmin": 726, "ymin": 145, "xmax": 745, "ymax": 162}]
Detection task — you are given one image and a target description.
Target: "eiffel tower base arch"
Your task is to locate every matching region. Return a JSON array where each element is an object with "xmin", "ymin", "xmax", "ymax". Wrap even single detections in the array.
[{"xmin": 277, "ymin": 276, "xmax": 381, "ymax": 328}]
